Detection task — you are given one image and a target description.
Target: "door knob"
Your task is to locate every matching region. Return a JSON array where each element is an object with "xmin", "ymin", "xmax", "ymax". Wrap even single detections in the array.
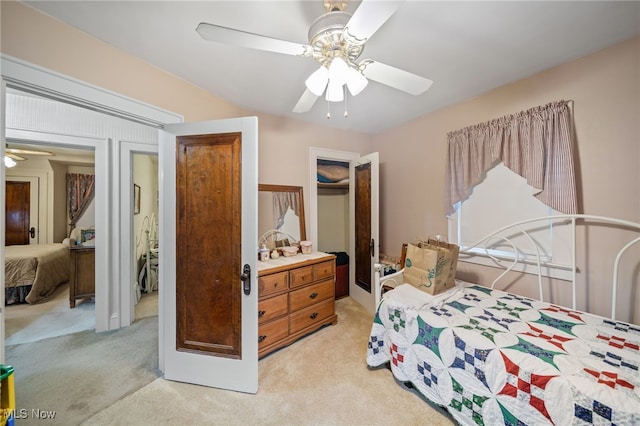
[{"xmin": 241, "ymin": 264, "xmax": 251, "ymax": 295}]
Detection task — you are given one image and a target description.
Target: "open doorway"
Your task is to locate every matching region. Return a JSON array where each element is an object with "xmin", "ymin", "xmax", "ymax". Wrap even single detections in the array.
[
  {"xmin": 4, "ymin": 141, "xmax": 97, "ymax": 344},
  {"xmin": 309, "ymin": 148, "xmax": 359, "ymax": 303},
  {"xmin": 132, "ymin": 153, "xmax": 159, "ymax": 322},
  {"xmin": 316, "ymin": 159, "xmax": 350, "ymax": 299},
  {"xmin": 309, "ymin": 147, "xmax": 380, "ymax": 313}
]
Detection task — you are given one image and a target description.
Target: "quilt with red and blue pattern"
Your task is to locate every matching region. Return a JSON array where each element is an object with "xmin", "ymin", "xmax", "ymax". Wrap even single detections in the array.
[{"xmin": 367, "ymin": 283, "xmax": 640, "ymax": 425}]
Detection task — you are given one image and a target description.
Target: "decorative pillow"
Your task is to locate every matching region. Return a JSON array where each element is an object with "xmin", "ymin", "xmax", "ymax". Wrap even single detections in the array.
[
  {"xmin": 69, "ymin": 228, "xmax": 83, "ymax": 243},
  {"xmin": 69, "ymin": 227, "xmax": 95, "ymax": 244}
]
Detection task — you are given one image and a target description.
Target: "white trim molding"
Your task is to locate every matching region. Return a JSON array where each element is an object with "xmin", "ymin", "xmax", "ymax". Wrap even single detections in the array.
[{"xmin": 1, "ymin": 55, "xmax": 183, "ymax": 127}]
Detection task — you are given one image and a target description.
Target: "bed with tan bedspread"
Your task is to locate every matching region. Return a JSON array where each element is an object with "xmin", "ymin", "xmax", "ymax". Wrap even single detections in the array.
[{"xmin": 5, "ymin": 243, "xmax": 70, "ymax": 304}]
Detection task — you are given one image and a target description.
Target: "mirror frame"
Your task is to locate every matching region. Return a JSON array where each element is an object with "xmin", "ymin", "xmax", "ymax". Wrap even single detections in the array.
[{"xmin": 258, "ymin": 184, "xmax": 306, "ymax": 241}]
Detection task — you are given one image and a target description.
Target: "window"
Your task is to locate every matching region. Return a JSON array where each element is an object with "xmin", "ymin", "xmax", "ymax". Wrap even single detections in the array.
[
  {"xmin": 445, "ymin": 101, "xmax": 577, "ymax": 280},
  {"xmin": 448, "ymin": 163, "xmax": 573, "ymax": 280}
]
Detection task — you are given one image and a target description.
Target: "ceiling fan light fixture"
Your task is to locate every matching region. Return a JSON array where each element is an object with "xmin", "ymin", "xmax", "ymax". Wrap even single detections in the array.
[
  {"xmin": 346, "ymin": 67, "xmax": 368, "ymax": 96},
  {"xmin": 305, "ymin": 65, "xmax": 329, "ymax": 96},
  {"xmin": 328, "ymin": 57, "xmax": 349, "ymax": 85},
  {"xmin": 325, "ymin": 79, "xmax": 344, "ymax": 102},
  {"xmin": 4, "ymin": 155, "xmax": 17, "ymax": 168}
]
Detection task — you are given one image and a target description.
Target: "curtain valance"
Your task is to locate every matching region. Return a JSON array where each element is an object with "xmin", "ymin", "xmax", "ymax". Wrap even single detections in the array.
[{"xmin": 445, "ymin": 100, "xmax": 577, "ymax": 216}]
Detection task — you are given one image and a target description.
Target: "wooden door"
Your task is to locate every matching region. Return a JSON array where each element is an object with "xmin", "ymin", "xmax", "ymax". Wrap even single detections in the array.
[
  {"xmin": 350, "ymin": 152, "xmax": 379, "ymax": 313},
  {"xmin": 5, "ymin": 181, "xmax": 30, "ymax": 246},
  {"xmin": 355, "ymin": 162, "xmax": 372, "ymax": 292},
  {"xmin": 176, "ymin": 133, "xmax": 242, "ymax": 357},
  {"xmin": 160, "ymin": 117, "xmax": 258, "ymax": 393}
]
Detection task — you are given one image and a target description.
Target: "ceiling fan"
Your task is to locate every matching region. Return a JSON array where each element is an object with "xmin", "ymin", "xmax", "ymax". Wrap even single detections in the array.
[
  {"xmin": 5, "ymin": 145, "xmax": 54, "ymax": 167},
  {"xmin": 196, "ymin": 0, "xmax": 433, "ymax": 114}
]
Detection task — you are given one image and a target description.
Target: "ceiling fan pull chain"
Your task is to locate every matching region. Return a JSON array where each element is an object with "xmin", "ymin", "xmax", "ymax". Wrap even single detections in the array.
[
  {"xmin": 326, "ymin": 100, "xmax": 331, "ymax": 119},
  {"xmin": 344, "ymin": 86, "xmax": 348, "ymax": 118}
]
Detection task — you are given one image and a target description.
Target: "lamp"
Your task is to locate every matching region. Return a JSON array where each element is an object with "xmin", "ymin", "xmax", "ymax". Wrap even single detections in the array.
[
  {"xmin": 305, "ymin": 66, "xmax": 329, "ymax": 96},
  {"xmin": 4, "ymin": 155, "xmax": 16, "ymax": 168},
  {"xmin": 346, "ymin": 66, "xmax": 368, "ymax": 96},
  {"xmin": 325, "ymin": 79, "xmax": 344, "ymax": 102},
  {"xmin": 328, "ymin": 57, "xmax": 349, "ymax": 85}
]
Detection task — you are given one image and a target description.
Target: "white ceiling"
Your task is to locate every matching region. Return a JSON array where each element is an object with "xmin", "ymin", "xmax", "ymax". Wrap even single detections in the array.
[{"xmin": 23, "ymin": 1, "xmax": 640, "ymax": 134}]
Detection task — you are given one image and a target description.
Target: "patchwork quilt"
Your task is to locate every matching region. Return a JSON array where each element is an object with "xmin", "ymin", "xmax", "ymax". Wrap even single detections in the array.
[{"xmin": 367, "ymin": 283, "xmax": 640, "ymax": 425}]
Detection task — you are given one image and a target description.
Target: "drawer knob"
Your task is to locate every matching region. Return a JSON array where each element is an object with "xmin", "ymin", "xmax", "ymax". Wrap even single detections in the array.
[
  {"xmin": 258, "ymin": 310, "xmax": 266, "ymax": 317},
  {"xmin": 258, "ymin": 335, "xmax": 266, "ymax": 343},
  {"xmin": 309, "ymin": 292, "xmax": 318, "ymax": 299},
  {"xmin": 310, "ymin": 312, "xmax": 318, "ymax": 319}
]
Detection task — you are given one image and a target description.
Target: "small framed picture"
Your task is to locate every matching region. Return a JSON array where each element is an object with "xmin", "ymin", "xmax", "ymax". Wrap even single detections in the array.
[{"xmin": 134, "ymin": 184, "xmax": 141, "ymax": 215}]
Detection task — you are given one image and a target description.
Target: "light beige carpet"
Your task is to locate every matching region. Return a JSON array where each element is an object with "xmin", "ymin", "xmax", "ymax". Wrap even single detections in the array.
[
  {"xmin": 4, "ymin": 283, "xmax": 158, "ymax": 345},
  {"xmin": 84, "ymin": 297, "xmax": 454, "ymax": 426},
  {"xmin": 6, "ymin": 316, "xmax": 159, "ymax": 426},
  {"xmin": 4, "ymin": 282, "xmax": 95, "ymax": 345},
  {"xmin": 135, "ymin": 290, "xmax": 158, "ymax": 321}
]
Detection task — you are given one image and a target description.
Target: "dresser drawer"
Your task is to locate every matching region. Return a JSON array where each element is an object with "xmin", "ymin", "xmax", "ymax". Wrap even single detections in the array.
[
  {"xmin": 289, "ymin": 266, "xmax": 313, "ymax": 288},
  {"xmin": 313, "ymin": 260, "xmax": 335, "ymax": 281},
  {"xmin": 258, "ymin": 316, "xmax": 288, "ymax": 349},
  {"xmin": 259, "ymin": 271, "xmax": 289, "ymax": 297},
  {"xmin": 258, "ymin": 293, "xmax": 288, "ymax": 324},
  {"xmin": 288, "ymin": 279, "xmax": 334, "ymax": 312},
  {"xmin": 289, "ymin": 298, "xmax": 334, "ymax": 334}
]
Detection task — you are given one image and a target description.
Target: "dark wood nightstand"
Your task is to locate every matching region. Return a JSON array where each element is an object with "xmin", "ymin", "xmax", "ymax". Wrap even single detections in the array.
[{"xmin": 69, "ymin": 245, "xmax": 95, "ymax": 308}]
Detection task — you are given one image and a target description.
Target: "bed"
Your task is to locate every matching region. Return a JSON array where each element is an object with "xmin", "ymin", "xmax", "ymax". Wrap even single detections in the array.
[
  {"xmin": 367, "ymin": 215, "xmax": 640, "ymax": 425},
  {"xmin": 5, "ymin": 243, "xmax": 70, "ymax": 304}
]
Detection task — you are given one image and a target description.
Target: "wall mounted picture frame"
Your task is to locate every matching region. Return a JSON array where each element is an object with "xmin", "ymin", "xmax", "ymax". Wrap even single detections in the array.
[{"xmin": 134, "ymin": 183, "xmax": 141, "ymax": 215}]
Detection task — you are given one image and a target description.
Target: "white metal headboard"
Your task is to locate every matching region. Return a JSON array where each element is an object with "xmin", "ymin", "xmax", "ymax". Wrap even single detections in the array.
[{"xmin": 375, "ymin": 214, "xmax": 640, "ymax": 321}]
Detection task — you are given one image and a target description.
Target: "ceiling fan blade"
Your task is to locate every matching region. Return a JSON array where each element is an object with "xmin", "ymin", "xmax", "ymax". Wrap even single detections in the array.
[
  {"xmin": 293, "ymin": 89, "xmax": 320, "ymax": 113},
  {"xmin": 196, "ymin": 23, "xmax": 311, "ymax": 57},
  {"xmin": 360, "ymin": 60, "xmax": 433, "ymax": 95},
  {"xmin": 344, "ymin": 0, "xmax": 404, "ymax": 44},
  {"xmin": 6, "ymin": 148, "xmax": 54, "ymax": 156},
  {"xmin": 6, "ymin": 152, "xmax": 26, "ymax": 161}
]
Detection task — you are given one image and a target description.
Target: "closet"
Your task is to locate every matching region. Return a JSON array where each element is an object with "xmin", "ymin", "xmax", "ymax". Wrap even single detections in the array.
[{"xmin": 316, "ymin": 160, "xmax": 350, "ymax": 298}]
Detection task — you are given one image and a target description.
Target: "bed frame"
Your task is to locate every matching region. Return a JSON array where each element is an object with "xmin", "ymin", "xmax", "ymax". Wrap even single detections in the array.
[
  {"xmin": 368, "ymin": 214, "xmax": 640, "ymax": 426},
  {"xmin": 375, "ymin": 214, "xmax": 640, "ymax": 321}
]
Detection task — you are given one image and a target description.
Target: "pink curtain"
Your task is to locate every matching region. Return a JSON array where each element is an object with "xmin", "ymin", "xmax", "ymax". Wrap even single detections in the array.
[
  {"xmin": 446, "ymin": 100, "xmax": 577, "ymax": 216},
  {"xmin": 67, "ymin": 173, "xmax": 95, "ymax": 229}
]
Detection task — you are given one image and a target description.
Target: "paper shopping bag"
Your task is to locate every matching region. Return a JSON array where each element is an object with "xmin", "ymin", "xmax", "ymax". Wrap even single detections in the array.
[{"xmin": 404, "ymin": 239, "xmax": 459, "ymax": 295}]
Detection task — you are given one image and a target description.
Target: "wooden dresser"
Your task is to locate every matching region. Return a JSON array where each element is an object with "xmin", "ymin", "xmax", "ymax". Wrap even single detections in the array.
[
  {"xmin": 257, "ymin": 252, "xmax": 338, "ymax": 358},
  {"xmin": 69, "ymin": 245, "xmax": 95, "ymax": 308}
]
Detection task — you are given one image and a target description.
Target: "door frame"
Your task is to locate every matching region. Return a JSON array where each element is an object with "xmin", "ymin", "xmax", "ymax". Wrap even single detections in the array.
[
  {"xmin": 119, "ymin": 141, "xmax": 158, "ymax": 328},
  {"xmin": 1, "ymin": 54, "xmax": 182, "ymax": 364},
  {"xmin": 4, "ymin": 131, "xmax": 109, "ymax": 328},
  {"xmin": 308, "ymin": 148, "xmax": 379, "ymax": 313},
  {"xmin": 308, "ymin": 148, "xmax": 359, "ymax": 303}
]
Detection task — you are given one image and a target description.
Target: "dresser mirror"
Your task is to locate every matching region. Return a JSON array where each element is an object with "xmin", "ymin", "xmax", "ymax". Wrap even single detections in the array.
[{"xmin": 258, "ymin": 184, "xmax": 306, "ymax": 243}]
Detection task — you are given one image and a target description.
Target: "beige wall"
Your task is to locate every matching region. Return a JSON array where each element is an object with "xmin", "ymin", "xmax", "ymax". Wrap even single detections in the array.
[
  {"xmin": 373, "ymin": 36, "xmax": 640, "ymax": 322},
  {"xmin": 317, "ymin": 190, "xmax": 349, "ymax": 253}
]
